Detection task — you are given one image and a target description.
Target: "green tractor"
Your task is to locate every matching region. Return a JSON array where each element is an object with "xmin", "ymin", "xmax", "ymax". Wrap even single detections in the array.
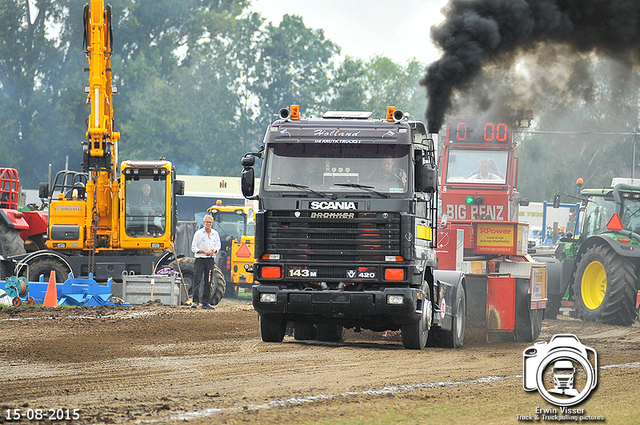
[{"xmin": 554, "ymin": 179, "xmax": 640, "ymax": 326}]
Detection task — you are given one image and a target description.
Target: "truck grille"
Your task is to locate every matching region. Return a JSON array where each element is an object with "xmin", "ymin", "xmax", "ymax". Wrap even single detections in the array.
[{"xmin": 265, "ymin": 211, "xmax": 401, "ymax": 262}]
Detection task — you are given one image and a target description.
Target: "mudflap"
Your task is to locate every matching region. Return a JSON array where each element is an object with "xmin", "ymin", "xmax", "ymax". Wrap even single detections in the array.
[{"xmin": 432, "ymin": 269, "xmax": 465, "ymax": 330}]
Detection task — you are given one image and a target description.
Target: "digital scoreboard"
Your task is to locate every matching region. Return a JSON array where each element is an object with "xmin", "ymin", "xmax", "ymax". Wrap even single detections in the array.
[{"xmin": 447, "ymin": 118, "xmax": 512, "ymax": 144}]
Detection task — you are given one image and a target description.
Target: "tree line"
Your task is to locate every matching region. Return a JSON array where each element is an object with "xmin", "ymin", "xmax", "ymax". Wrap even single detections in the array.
[{"xmin": 1, "ymin": 0, "xmax": 638, "ymax": 202}]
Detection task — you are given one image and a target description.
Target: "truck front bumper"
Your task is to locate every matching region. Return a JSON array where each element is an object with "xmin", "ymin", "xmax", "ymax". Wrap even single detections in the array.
[{"xmin": 252, "ymin": 285, "xmax": 427, "ymax": 325}]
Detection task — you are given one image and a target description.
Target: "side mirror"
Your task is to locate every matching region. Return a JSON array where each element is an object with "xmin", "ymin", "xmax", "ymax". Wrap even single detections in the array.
[
  {"xmin": 419, "ymin": 163, "xmax": 437, "ymax": 193},
  {"xmin": 518, "ymin": 198, "xmax": 530, "ymax": 206},
  {"xmin": 38, "ymin": 182, "xmax": 49, "ymax": 199},
  {"xmin": 553, "ymin": 193, "xmax": 561, "ymax": 208},
  {"xmin": 241, "ymin": 167, "xmax": 255, "ymax": 198},
  {"xmin": 174, "ymin": 180, "xmax": 185, "ymax": 196},
  {"xmin": 241, "ymin": 155, "xmax": 256, "ymax": 167}
]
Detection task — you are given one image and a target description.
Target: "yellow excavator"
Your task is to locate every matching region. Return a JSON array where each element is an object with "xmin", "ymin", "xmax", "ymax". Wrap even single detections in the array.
[{"xmin": 12, "ymin": 0, "xmax": 184, "ymax": 283}]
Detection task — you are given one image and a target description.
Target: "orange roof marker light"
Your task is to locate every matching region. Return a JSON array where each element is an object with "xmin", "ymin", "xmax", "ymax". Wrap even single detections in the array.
[
  {"xmin": 386, "ymin": 106, "xmax": 396, "ymax": 122},
  {"xmin": 290, "ymin": 105, "xmax": 300, "ymax": 120}
]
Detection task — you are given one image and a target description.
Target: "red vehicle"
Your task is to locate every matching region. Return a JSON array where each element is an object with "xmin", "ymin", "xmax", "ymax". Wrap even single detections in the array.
[
  {"xmin": 0, "ymin": 168, "xmax": 48, "ymax": 258},
  {"xmin": 437, "ymin": 114, "xmax": 547, "ymax": 342}
]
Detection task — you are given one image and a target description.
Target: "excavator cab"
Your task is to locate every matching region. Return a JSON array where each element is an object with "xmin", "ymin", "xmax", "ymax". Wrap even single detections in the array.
[{"xmin": 120, "ymin": 160, "xmax": 183, "ymax": 250}]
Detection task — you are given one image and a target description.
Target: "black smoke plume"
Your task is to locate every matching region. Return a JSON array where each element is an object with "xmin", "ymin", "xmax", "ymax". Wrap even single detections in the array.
[{"xmin": 420, "ymin": 0, "xmax": 640, "ymax": 133}]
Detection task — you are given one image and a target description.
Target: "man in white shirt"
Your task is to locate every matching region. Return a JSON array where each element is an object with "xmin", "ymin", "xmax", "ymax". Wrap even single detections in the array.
[{"xmin": 190, "ymin": 214, "xmax": 221, "ymax": 310}]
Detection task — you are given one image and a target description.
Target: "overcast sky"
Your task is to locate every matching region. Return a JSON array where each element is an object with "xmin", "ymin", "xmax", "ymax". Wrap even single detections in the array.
[{"xmin": 248, "ymin": 0, "xmax": 449, "ymax": 65}]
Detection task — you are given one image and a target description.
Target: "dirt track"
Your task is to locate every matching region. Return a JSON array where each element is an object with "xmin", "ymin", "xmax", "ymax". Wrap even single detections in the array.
[{"xmin": 1, "ymin": 299, "xmax": 639, "ymax": 424}]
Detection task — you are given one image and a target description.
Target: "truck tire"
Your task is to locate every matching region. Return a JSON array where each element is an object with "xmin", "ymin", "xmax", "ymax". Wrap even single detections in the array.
[
  {"xmin": 259, "ymin": 314, "xmax": 286, "ymax": 342},
  {"xmin": 402, "ymin": 290, "xmax": 431, "ymax": 350},
  {"xmin": 573, "ymin": 244, "xmax": 636, "ymax": 326},
  {"xmin": 0, "ymin": 220, "xmax": 26, "ymax": 258},
  {"xmin": 25, "ymin": 258, "xmax": 70, "ymax": 283},
  {"xmin": 516, "ymin": 308, "xmax": 543, "ymax": 342},
  {"xmin": 293, "ymin": 322, "xmax": 316, "ymax": 341},
  {"xmin": 315, "ymin": 323, "xmax": 343, "ymax": 342},
  {"xmin": 435, "ymin": 285, "xmax": 466, "ymax": 348},
  {"xmin": 545, "ymin": 293, "xmax": 562, "ymax": 320}
]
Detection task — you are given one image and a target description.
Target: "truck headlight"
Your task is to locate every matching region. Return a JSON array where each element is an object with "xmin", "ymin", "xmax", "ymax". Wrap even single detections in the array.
[
  {"xmin": 260, "ymin": 293, "xmax": 277, "ymax": 303},
  {"xmin": 386, "ymin": 294, "xmax": 405, "ymax": 305}
]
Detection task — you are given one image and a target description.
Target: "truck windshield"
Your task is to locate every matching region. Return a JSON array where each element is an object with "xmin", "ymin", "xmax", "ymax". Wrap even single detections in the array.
[
  {"xmin": 445, "ymin": 149, "xmax": 508, "ymax": 184},
  {"xmin": 263, "ymin": 143, "xmax": 410, "ymax": 194}
]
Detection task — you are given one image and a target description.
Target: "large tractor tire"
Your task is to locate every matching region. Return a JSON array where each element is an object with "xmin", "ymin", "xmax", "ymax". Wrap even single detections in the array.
[
  {"xmin": 167, "ymin": 258, "xmax": 226, "ymax": 306},
  {"xmin": 23, "ymin": 258, "xmax": 70, "ymax": 283},
  {"xmin": 0, "ymin": 220, "xmax": 26, "ymax": 258},
  {"xmin": 573, "ymin": 244, "xmax": 636, "ymax": 326}
]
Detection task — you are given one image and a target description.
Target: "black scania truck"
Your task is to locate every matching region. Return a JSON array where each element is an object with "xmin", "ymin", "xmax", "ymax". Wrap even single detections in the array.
[{"xmin": 240, "ymin": 106, "xmax": 466, "ymax": 349}]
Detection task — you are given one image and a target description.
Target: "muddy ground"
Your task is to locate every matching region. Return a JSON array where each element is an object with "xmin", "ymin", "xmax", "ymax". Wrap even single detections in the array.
[{"xmin": 1, "ymin": 298, "xmax": 639, "ymax": 424}]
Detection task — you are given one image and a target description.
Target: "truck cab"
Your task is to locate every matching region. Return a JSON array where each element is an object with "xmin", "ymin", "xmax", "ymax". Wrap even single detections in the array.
[{"xmin": 241, "ymin": 106, "xmax": 466, "ymax": 350}]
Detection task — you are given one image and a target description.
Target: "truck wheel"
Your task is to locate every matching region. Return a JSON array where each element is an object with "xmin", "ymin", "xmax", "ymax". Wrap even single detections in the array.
[
  {"xmin": 437, "ymin": 285, "xmax": 466, "ymax": 348},
  {"xmin": 315, "ymin": 323, "xmax": 343, "ymax": 342},
  {"xmin": 209, "ymin": 265, "xmax": 226, "ymax": 306},
  {"xmin": 24, "ymin": 258, "xmax": 70, "ymax": 283},
  {"xmin": 573, "ymin": 244, "xmax": 636, "ymax": 326},
  {"xmin": 0, "ymin": 220, "xmax": 26, "ymax": 258},
  {"xmin": 545, "ymin": 293, "xmax": 562, "ymax": 320},
  {"xmin": 259, "ymin": 314, "xmax": 286, "ymax": 342},
  {"xmin": 402, "ymin": 291, "xmax": 431, "ymax": 350},
  {"xmin": 293, "ymin": 322, "xmax": 316, "ymax": 341},
  {"xmin": 516, "ymin": 308, "xmax": 543, "ymax": 342}
]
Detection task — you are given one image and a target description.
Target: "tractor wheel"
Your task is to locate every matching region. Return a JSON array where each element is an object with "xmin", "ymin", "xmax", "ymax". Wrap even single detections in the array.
[
  {"xmin": 259, "ymin": 314, "xmax": 286, "ymax": 342},
  {"xmin": 573, "ymin": 244, "xmax": 636, "ymax": 326},
  {"xmin": 0, "ymin": 220, "xmax": 26, "ymax": 258},
  {"xmin": 209, "ymin": 265, "xmax": 226, "ymax": 306},
  {"xmin": 23, "ymin": 258, "xmax": 70, "ymax": 283}
]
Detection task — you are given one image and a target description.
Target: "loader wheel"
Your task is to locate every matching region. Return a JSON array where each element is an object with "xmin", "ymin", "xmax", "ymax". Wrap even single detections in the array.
[
  {"xmin": 259, "ymin": 314, "xmax": 286, "ymax": 342},
  {"xmin": 209, "ymin": 265, "xmax": 226, "ymax": 306},
  {"xmin": 168, "ymin": 258, "xmax": 195, "ymax": 303},
  {"xmin": 24, "ymin": 258, "xmax": 70, "ymax": 283},
  {"xmin": 0, "ymin": 220, "xmax": 26, "ymax": 258},
  {"xmin": 402, "ymin": 289, "xmax": 431, "ymax": 350},
  {"xmin": 434, "ymin": 284, "xmax": 466, "ymax": 348},
  {"xmin": 573, "ymin": 244, "xmax": 636, "ymax": 326}
]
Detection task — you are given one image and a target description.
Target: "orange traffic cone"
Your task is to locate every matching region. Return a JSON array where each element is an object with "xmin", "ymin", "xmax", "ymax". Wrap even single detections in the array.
[{"xmin": 43, "ymin": 271, "xmax": 58, "ymax": 307}]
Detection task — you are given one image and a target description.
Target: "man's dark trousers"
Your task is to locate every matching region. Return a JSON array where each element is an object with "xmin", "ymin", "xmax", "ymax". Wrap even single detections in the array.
[{"xmin": 192, "ymin": 257, "xmax": 215, "ymax": 304}]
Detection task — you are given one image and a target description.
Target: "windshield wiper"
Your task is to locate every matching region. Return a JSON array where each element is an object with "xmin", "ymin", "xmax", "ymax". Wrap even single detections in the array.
[
  {"xmin": 271, "ymin": 183, "xmax": 328, "ymax": 198},
  {"xmin": 333, "ymin": 183, "xmax": 389, "ymax": 198}
]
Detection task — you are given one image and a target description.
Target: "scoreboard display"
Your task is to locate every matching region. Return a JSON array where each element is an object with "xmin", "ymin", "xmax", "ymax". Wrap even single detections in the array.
[{"xmin": 447, "ymin": 118, "xmax": 511, "ymax": 144}]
